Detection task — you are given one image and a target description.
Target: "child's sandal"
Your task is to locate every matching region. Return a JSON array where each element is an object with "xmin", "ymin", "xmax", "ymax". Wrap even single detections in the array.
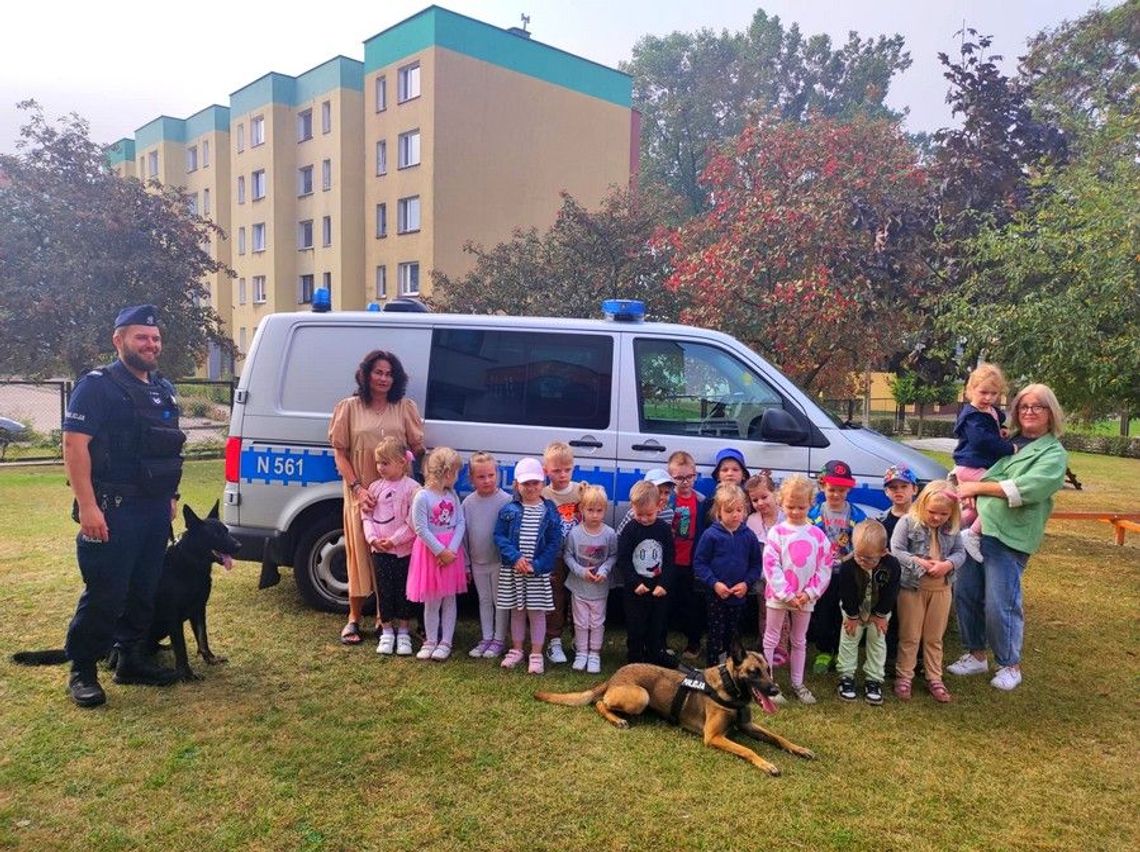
[
  {"xmin": 928, "ymin": 680, "xmax": 952, "ymax": 703},
  {"xmin": 894, "ymin": 677, "xmax": 912, "ymax": 701}
]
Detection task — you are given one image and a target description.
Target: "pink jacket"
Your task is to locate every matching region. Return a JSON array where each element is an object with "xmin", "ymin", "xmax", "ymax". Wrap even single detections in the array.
[
  {"xmin": 762, "ymin": 522, "xmax": 832, "ymax": 611},
  {"xmin": 361, "ymin": 476, "xmax": 421, "ymax": 557}
]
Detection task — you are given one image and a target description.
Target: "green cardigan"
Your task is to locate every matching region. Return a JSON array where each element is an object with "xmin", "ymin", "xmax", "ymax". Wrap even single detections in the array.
[{"xmin": 977, "ymin": 433, "xmax": 1068, "ymax": 555}]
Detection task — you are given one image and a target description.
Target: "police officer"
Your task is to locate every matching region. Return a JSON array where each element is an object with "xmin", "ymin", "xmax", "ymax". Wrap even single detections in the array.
[{"xmin": 62, "ymin": 305, "xmax": 186, "ymax": 707}]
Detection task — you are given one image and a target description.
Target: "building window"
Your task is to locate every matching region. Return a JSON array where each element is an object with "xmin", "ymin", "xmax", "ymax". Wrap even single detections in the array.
[
  {"xmin": 203, "ymin": 188, "xmax": 211, "ymax": 216},
  {"xmin": 252, "ymin": 275, "xmax": 267, "ymax": 304},
  {"xmin": 298, "ymin": 219, "xmax": 313, "ymax": 249},
  {"xmin": 237, "ymin": 227, "xmax": 246, "ymax": 256},
  {"xmin": 375, "ymin": 140, "xmax": 387, "ymax": 175},
  {"xmin": 321, "ymin": 158, "xmax": 332, "ymax": 191},
  {"xmin": 398, "ymin": 130, "xmax": 420, "ymax": 168},
  {"xmin": 237, "ymin": 175, "xmax": 246, "ymax": 204},
  {"xmin": 398, "ymin": 261, "xmax": 419, "ymax": 296},
  {"xmin": 147, "ymin": 151, "xmax": 158, "ymax": 177},
  {"xmin": 202, "ymin": 139, "xmax": 210, "ymax": 167},
  {"xmin": 138, "ymin": 156, "xmax": 145, "ymax": 174},
  {"xmin": 252, "ymin": 169, "xmax": 266, "ymax": 200},
  {"xmin": 298, "ymin": 165, "xmax": 313, "ymax": 196},
  {"xmin": 186, "ymin": 145, "xmax": 198, "ymax": 172},
  {"xmin": 322, "ymin": 272, "xmax": 332, "ymax": 293},
  {"xmin": 397, "ymin": 195, "xmax": 420, "ymax": 233},
  {"xmin": 297, "ymin": 109, "xmax": 313, "ymax": 142},
  {"xmin": 398, "ymin": 62, "xmax": 421, "ymax": 102},
  {"xmin": 252, "ymin": 222, "xmax": 266, "ymax": 253},
  {"xmin": 238, "ymin": 277, "xmax": 247, "ymax": 305},
  {"xmin": 251, "ymin": 115, "xmax": 265, "ymax": 147},
  {"xmin": 236, "ymin": 123, "xmax": 245, "ymax": 152},
  {"xmin": 376, "ymin": 203, "xmax": 387, "ymax": 238},
  {"xmin": 187, "ymin": 193, "xmax": 198, "ymax": 216},
  {"xmin": 299, "ymin": 274, "xmax": 315, "ymax": 304},
  {"xmin": 239, "ymin": 327, "xmax": 247, "ymax": 353},
  {"xmin": 375, "ymin": 75, "xmax": 387, "ymax": 112},
  {"xmin": 321, "ymin": 100, "xmax": 331, "ymax": 134},
  {"xmin": 321, "ymin": 216, "xmax": 332, "ymax": 247},
  {"xmin": 375, "ymin": 265, "xmax": 387, "ymax": 299}
]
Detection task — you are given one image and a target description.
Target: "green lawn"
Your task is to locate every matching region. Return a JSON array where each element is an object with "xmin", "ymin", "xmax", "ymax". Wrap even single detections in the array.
[{"xmin": 1, "ymin": 455, "xmax": 1138, "ymax": 849}]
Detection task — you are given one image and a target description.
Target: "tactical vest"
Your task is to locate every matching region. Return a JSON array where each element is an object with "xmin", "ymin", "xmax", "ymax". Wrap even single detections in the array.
[{"xmin": 88, "ymin": 361, "xmax": 186, "ymax": 499}]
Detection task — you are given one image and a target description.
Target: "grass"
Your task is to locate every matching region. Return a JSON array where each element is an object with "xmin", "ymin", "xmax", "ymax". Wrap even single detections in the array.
[{"xmin": 2, "ymin": 455, "xmax": 1138, "ymax": 849}]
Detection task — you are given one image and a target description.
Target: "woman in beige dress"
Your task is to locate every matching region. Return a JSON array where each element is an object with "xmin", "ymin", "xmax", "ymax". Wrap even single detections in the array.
[{"xmin": 329, "ymin": 350, "xmax": 425, "ymax": 644}]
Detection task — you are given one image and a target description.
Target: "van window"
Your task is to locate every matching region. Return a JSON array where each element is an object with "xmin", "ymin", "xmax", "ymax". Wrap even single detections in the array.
[
  {"xmin": 634, "ymin": 338, "xmax": 783, "ymax": 439},
  {"xmin": 427, "ymin": 329, "xmax": 612, "ymax": 429}
]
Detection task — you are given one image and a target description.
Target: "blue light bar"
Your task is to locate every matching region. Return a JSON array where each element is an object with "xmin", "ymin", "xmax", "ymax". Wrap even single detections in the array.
[{"xmin": 602, "ymin": 299, "xmax": 645, "ymax": 322}]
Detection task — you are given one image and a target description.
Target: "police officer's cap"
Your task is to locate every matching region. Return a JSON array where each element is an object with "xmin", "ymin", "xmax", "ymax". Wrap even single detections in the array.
[{"xmin": 114, "ymin": 304, "xmax": 160, "ymax": 329}]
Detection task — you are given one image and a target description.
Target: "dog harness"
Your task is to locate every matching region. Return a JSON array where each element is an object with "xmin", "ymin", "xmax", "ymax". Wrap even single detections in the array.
[{"xmin": 668, "ymin": 663, "xmax": 749, "ymax": 724}]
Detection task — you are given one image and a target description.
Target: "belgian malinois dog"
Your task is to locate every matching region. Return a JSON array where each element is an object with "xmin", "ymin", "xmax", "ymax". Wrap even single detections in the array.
[{"xmin": 534, "ymin": 642, "xmax": 815, "ymax": 775}]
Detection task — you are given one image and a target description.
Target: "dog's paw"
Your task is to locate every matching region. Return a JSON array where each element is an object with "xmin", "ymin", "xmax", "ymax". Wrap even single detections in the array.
[
  {"xmin": 795, "ymin": 747, "xmax": 816, "ymax": 761},
  {"xmin": 613, "ymin": 719, "xmax": 630, "ymax": 730},
  {"xmin": 765, "ymin": 765, "xmax": 781, "ymax": 777}
]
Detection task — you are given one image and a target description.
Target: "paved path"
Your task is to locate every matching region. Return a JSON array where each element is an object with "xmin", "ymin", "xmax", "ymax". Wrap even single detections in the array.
[{"xmin": 902, "ymin": 437, "xmax": 956, "ymax": 452}]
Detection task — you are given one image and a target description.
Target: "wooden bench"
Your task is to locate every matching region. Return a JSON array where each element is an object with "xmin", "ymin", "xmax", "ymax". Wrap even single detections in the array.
[{"xmin": 1049, "ymin": 512, "xmax": 1140, "ymax": 545}]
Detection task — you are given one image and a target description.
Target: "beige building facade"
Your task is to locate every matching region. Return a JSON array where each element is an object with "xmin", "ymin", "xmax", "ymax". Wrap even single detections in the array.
[{"xmin": 112, "ymin": 5, "xmax": 636, "ymax": 374}]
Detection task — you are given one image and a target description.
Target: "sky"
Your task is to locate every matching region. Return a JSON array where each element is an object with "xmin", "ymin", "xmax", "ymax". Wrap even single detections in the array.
[{"xmin": 1, "ymin": 0, "xmax": 1106, "ymax": 153}]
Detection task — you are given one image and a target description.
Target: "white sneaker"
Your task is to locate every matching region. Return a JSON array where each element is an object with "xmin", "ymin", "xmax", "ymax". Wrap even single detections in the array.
[
  {"xmin": 586, "ymin": 653, "xmax": 602, "ymax": 674},
  {"xmin": 376, "ymin": 632, "xmax": 395, "ymax": 655},
  {"xmin": 571, "ymin": 653, "xmax": 587, "ymax": 671},
  {"xmin": 771, "ymin": 689, "xmax": 788, "ymax": 706},
  {"xmin": 416, "ymin": 642, "xmax": 436, "ymax": 660},
  {"xmin": 791, "ymin": 684, "xmax": 816, "ymax": 705},
  {"xmin": 430, "ymin": 643, "xmax": 452, "ymax": 662},
  {"xmin": 947, "ymin": 653, "xmax": 989, "ymax": 676},
  {"xmin": 395, "ymin": 633, "xmax": 413, "ymax": 656},
  {"xmin": 990, "ymin": 666, "xmax": 1022, "ymax": 691},
  {"xmin": 961, "ymin": 528, "xmax": 984, "ymax": 563},
  {"xmin": 546, "ymin": 638, "xmax": 568, "ymax": 664}
]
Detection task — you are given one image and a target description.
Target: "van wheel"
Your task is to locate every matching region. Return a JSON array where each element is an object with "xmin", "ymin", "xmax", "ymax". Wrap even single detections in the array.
[{"xmin": 292, "ymin": 514, "xmax": 350, "ymax": 613}]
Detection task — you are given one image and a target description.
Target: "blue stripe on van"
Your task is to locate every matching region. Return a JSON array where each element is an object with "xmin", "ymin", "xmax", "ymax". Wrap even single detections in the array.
[{"xmin": 240, "ymin": 446, "xmax": 339, "ymax": 486}]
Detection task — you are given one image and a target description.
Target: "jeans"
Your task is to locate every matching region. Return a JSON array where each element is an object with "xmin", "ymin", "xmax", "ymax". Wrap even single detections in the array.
[{"xmin": 954, "ymin": 535, "xmax": 1029, "ymax": 667}]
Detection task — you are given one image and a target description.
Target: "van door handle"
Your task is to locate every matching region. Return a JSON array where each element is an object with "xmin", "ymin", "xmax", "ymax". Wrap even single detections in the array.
[
  {"xmin": 569, "ymin": 439, "xmax": 603, "ymax": 449},
  {"xmin": 631, "ymin": 442, "xmax": 666, "ymax": 452}
]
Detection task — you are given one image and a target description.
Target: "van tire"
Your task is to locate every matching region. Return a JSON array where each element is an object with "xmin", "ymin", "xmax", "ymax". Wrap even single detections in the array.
[{"xmin": 292, "ymin": 513, "xmax": 350, "ymax": 613}]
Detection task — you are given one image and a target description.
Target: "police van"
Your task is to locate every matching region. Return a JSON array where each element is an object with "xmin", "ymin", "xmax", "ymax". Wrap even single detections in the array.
[{"xmin": 223, "ymin": 299, "xmax": 943, "ymax": 611}]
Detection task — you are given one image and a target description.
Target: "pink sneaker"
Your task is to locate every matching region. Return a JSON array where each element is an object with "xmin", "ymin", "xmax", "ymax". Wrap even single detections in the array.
[
  {"xmin": 500, "ymin": 648, "xmax": 524, "ymax": 669},
  {"xmin": 528, "ymin": 653, "xmax": 545, "ymax": 675}
]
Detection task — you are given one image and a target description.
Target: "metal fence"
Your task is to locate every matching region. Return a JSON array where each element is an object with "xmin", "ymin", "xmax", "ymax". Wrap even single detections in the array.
[
  {"xmin": 820, "ymin": 397, "xmax": 965, "ymax": 435},
  {"xmin": 0, "ymin": 378, "xmax": 233, "ymax": 463}
]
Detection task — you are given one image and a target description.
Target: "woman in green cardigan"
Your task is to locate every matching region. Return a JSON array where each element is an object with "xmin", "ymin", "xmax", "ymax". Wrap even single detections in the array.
[{"xmin": 947, "ymin": 383, "xmax": 1068, "ymax": 692}]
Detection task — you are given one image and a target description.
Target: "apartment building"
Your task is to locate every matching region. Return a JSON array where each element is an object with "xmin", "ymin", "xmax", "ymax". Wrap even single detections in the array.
[{"xmin": 113, "ymin": 5, "xmax": 635, "ymax": 371}]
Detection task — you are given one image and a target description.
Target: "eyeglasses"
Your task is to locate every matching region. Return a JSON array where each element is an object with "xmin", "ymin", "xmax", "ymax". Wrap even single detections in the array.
[
  {"xmin": 672, "ymin": 474, "xmax": 696, "ymax": 484},
  {"xmin": 1017, "ymin": 404, "xmax": 1047, "ymax": 414}
]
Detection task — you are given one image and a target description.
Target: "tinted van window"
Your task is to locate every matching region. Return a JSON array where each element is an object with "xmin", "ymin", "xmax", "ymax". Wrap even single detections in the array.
[
  {"xmin": 427, "ymin": 329, "xmax": 612, "ymax": 429},
  {"xmin": 635, "ymin": 338, "xmax": 784, "ymax": 439}
]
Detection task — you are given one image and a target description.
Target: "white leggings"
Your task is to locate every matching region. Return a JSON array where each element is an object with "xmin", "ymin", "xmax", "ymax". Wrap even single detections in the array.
[
  {"xmin": 471, "ymin": 564, "xmax": 508, "ymax": 642},
  {"xmin": 423, "ymin": 595, "xmax": 457, "ymax": 646}
]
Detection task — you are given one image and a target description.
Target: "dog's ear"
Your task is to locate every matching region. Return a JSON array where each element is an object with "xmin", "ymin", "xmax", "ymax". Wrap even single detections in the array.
[
  {"xmin": 728, "ymin": 637, "xmax": 746, "ymax": 667},
  {"xmin": 183, "ymin": 504, "xmax": 201, "ymax": 527},
  {"xmin": 208, "ymin": 500, "xmax": 220, "ymax": 520}
]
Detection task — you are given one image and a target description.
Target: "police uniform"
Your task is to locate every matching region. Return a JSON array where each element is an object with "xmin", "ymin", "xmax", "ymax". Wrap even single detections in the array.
[{"xmin": 62, "ymin": 305, "xmax": 185, "ymax": 702}]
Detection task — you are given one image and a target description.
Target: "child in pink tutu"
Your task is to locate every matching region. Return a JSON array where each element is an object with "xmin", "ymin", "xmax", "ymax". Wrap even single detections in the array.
[
  {"xmin": 407, "ymin": 447, "xmax": 467, "ymax": 661},
  {"xmin": 762, "ymin": 474, "xmax": 833, "ymax": 704}
]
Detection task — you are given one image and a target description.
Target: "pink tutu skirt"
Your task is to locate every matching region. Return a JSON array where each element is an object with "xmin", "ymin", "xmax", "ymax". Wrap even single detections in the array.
[{"xmin": 406, "ymin": 531, "xmax": 468, "ymax": 602}]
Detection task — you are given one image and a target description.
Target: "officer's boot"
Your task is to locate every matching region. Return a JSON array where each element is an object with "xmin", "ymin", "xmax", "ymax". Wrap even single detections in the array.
[
  {"xmin": 68, "ymin": 662, "xmax": 106, "ymax": 708},
  {"xmin": 113, "ymin": 645, "xmax": 179, "ymax": 686}
]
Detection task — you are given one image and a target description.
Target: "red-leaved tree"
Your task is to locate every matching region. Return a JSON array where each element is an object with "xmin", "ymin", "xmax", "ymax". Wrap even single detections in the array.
[{"xmin": 662, "ymin": 115, "xmax": 932, "ymax": 396}]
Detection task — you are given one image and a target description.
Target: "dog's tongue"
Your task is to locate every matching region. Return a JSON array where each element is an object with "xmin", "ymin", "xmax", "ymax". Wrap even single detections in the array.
[
  {"xmin": 755, "ymin": 688, "xmax": 778, "ymax": 715},
  {"xmin": 215, "ymin": 552, "xmax": 234, "ymax": 571}
]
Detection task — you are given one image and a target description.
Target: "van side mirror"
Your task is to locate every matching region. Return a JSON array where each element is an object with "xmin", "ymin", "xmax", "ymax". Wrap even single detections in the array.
[{"xmin": 750, "ymin": 408, "xmax": 808, "ymax": 445}]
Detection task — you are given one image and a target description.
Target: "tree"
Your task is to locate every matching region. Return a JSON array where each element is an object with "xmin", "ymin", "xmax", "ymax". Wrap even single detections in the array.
[
  {"xmin": 889, "ymin": 371, "xmax": 959, "ymax": 438},
  {"xmin": 1020, "ymin": 0, "xmax": 1140, "ymax": 145},
  {"xmin": 625, "ymin": 9, "xmax": 912, "ymax": 215},
  {"xmin": 662, "ymin": 115, "xmax": 931, "ymax": 396},
  {"xmin": 0, "ymin": 102, "xmax": 232, "ymax": 379},
  {"xmin": 946, "ymin": 108, "xmax": 1140, "ymax": 427},
  {"xmin": 427, "ymin": 187, "xmax": 686, "ymax": 321}
]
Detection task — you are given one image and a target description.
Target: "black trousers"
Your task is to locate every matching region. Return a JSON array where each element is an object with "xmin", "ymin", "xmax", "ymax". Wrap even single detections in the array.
[
  {"xmin": 371, "ymin": 552, "xmax": 414, "ymax": 622},
  {"xmin": 65, "ymin": 497, "xmax": 170, "ymax": 666},
  {"xmin": 622, "ymin": 587, "xmax": 670, "ymax": 665},
  {"xmin": 705, "ymin": 597, "xmax": 745, "ymax": 666},
  {"xmin": 668, "ymin": 565, "xmax": 706, "ymax": 649},
  {"xmin": 806, "ymin": 580, "xmax": 843, "ymax": 655}
]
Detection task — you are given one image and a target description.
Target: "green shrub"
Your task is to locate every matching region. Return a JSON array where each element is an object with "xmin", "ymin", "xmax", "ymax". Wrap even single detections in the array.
[
  {"xmin": 907, "ymin": 419, "xmax": 956, "ymax": 438},
  {"xmin": 869, "ymin": 417, "xmax": 901, "ymax": 435},
  {"xmin": 1060, "ymin": 433, "xmax": 1140, "ymax": 458}
]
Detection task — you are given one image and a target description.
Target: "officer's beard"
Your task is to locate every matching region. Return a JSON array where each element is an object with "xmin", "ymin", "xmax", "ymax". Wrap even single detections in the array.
[{"xmin": 122, "ymin": 349, "xmax": 159, "ymax": 374}]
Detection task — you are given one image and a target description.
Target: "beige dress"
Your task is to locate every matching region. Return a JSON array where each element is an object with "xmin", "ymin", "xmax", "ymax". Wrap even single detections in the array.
[{"xmin": 328, "ymin": 396, "xmax": 425, "ymax": 599}]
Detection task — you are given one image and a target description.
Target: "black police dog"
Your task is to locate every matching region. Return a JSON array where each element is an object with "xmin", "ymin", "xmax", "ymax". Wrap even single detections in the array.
[{"xmin": 13, "ymin": 502, "xmax": 240, "ymax": 681}]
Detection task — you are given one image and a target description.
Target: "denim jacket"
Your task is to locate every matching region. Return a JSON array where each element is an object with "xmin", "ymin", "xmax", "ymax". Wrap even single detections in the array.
[
  {"xmin": 890, "ymin": 515, "xmax": 965, "ymax": 589},
  {"xmin": 492, "ymin": 497, "xmax": 564, "ymax": 576}
]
